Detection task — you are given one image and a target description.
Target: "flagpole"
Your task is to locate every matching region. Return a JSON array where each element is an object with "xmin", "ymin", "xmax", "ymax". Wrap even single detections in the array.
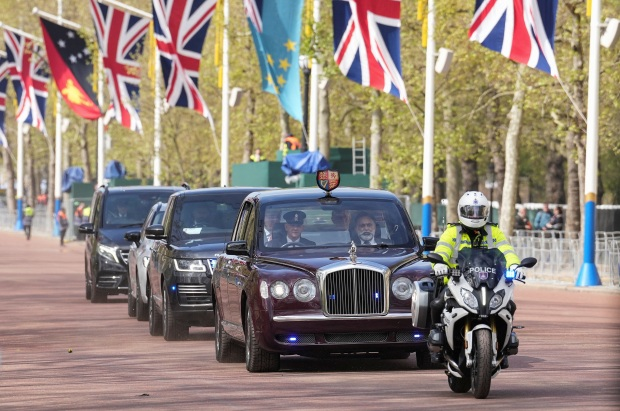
[
  {"xmin": 576, "ymin": 0, "xmax": 602, "ymax": 286},
  {"xmin": 0, "ymin": 23, "xmax": 43, "ymax": 43},
  {"xmin": 220, "ymin": 0, "xmax": 230, "ymax": 187},
  {"xmin": 99, "ymin": 0, "xmax": 152, "ymax": 19},
  {"xmin": 14, "ymin": 122, "xmax": 24, "ymax": 230},
  {"xmin": 421, "ymin": 0, "xmax": 435, "ymax": 237},
  {"xmin": 97, "ymin": 52, "xmax": 105, "ymax": 186},
  {"xmin": 308, "ymin": 0, "xmax": 320, "ymax": 153},
  {"xmin": 153, "ymin": 47, "xmax": 162, "ymax": 186}
]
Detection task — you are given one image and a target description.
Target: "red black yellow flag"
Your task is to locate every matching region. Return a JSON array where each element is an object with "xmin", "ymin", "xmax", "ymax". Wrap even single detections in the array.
[{"xmin": 39, "ymin": 17, "xmax": 102, "ymax": 120}]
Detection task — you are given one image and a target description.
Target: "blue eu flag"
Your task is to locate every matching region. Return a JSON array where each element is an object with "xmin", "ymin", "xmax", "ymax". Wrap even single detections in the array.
[{"xmin": 246, "ymin": 0, "xmax": 303, "ymax": 122}]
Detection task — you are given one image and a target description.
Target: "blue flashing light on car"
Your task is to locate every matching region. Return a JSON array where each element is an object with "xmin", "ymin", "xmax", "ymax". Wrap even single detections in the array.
[
  {"xmin": 374, "ymin": 292, "xmax": 380, "ymax": 299},
  {"xmin": 288, "ymin": 336, "xmax": 298, "ymax": 342},
  {"xmin": 170, "ymin": 285, "xmax": 177, "ymax": 292}
]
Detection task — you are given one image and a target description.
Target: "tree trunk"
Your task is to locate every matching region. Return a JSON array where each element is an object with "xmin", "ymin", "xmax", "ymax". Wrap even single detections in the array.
[
  {"xmin": 242, "ymin": 89, "xmax": 255, "ymax": 163},
  {"xmin": 546, "ymin": 150, "xmax": 565, "ymax": 203},
  {"xmin": 318, "ymin": 86, "xmax": 330, "ymax": 161},
  {"xmin": 2, "ymin": 147, "xmax": 16, "ymax": 215},
  {"xmin": 442, "ymin": 89, "xmax": 458, "ymax": 225},
  {"xmin": 79, "ymin": 121, "xmax": 92, "ymax": 183},
  {"xmin": 24, "ymin": 129, "xmax": 35, "ymax": 207},
  {"xmin": 460, "ymin": 159, "xmax": 478, "ymax": 192},
  {"xmin": 279, "ymin": 108, "xmax": 291, "ymax": 151},
  {"xmin": 499, "ymin": 66, "xmax": 526, "ymax": 233},
  {"xmin": 46, "ymin": 135, "xmax": 55, "ymax": 223},
  {"xmin": 565, "ymin": 4, "xmax": 587, "ymax": 233},
  {"xmin": 369, "ymin": 92, "xmax": 382, "ymax": 189}
]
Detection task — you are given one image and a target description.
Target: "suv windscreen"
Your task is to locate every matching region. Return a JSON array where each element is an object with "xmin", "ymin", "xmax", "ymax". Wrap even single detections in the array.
[
  {"xmin": 102, "ymin": 192, "xmax": 176, "ymax": 228},
  {"xmin": 169, "ymin": 194, "xmax": 247, "ymax": 245}
]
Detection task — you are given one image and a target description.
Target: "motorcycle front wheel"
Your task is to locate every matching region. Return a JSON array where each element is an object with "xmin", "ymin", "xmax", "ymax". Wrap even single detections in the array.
[{"xmin": 471, "ymin": 329, "xmax": 493, "ymax": 399}]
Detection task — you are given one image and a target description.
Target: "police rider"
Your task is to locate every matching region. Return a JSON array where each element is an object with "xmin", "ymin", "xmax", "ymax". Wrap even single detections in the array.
[{"xmin": 429, "ymin": 191, "xmax": 525, "ymax": 364}]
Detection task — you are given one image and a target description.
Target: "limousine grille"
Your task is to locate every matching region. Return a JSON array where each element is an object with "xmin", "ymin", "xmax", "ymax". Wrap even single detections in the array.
[{"xmin": 323, "ymin": 267, "xmax": 386, "ymax": 316}]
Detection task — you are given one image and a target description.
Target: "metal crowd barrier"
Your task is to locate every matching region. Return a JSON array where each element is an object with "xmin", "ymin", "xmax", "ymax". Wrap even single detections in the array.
[{"xmin": 2, "ymin": 209, "xmax": 619, "ymax": 286}]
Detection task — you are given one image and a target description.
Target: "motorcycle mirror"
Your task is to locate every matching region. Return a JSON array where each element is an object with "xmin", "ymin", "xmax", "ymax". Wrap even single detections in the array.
[
  {"xmin": 426, "ymin": 252, "xmax": 445, "ymax": 265},
  {"xmin": 519, "ymin": 257, "xmax": 537, "ymax": 268}
]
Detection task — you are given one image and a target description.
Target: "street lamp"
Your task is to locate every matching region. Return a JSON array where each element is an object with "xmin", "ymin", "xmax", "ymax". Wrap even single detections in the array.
[
  {"xmin": 299, "ymin": 54, "xmax": 310, "ymax": 152},
  {"xmin": 485, "ymin": 163, "xmax": 497, "ymax": 222}
]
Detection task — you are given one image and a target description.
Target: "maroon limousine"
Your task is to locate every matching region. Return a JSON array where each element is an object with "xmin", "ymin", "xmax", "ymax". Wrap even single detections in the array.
[{"xmin": 212, "ymin": 171, "xmax": 436, "ymax": 372}]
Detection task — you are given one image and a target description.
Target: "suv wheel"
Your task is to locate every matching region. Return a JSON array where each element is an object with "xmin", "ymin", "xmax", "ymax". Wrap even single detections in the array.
[
  {"xmin": 163, "ymin": 286, "xmax": 188, "ymax": 341},
  {"xmin": 136, "ymin": 281, "xmax": 148, "ymax": 321},
  {"xmin": 90, "ymin": 278, "xmax": 107, "ymax": 303},
  {"xmin": 127, "ymin": 274, "xmax": 136, "ymax": 317},
  {"xmin": 149, "ymin": 286, "xmax": 162, "ymax": 336}
]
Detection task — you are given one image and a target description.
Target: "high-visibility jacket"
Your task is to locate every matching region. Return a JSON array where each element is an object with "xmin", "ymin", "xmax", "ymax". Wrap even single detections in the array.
[{"xmin": 434, "ymin": 222, "xmax": 520, "ymax": 268}]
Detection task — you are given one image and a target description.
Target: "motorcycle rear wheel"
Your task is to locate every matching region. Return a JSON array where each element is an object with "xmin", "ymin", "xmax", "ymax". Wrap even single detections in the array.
[{"xmin": 471, "ymin": 329, "xmax": 493, "ymax": 399}]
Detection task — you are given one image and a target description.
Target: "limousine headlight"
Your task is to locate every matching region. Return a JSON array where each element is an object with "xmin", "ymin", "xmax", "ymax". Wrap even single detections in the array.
[
  {"xmin": 293, "ymin": 279, "xmax": 316, "ymax": 302},
  {"xmin": 392, "ymin": 277, "xmax": 414, "ymax": 300}
]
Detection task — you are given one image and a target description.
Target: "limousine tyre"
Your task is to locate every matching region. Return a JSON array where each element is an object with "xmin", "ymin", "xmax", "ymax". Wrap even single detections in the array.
[
  {"xmin": 163, "ymin": 287, "xmax": 188, "ymax": 341},
  {"xmin": 136, "ymin": 281, "xmax": 148, "ymax": 321},
  {"xmin": 85, "ymin": 281, "xmax": 91, "ymax": 301},
  {"xmin": 245, "ymin": 308, "xmax": 279, "ymax": 372},
  {"xmin": 416, "ymin": 348, "xmax": 433, "ymax": 369},
  {"xmin": 215, "ymin": 303, "xmax": 244, "ymax": 363},
  {"xmin": 149, "ymin": 287, "xmax": 163, "ymax": 336}
]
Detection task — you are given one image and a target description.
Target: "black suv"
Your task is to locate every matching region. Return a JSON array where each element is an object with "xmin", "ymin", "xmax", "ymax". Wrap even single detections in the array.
[
  {"xmin": 145, "ymin": 187, "xmax": 272, "ymax": 341},
  {"xmin": 79, "ymin": 185, "xmax": 183, "ymax": 303}
]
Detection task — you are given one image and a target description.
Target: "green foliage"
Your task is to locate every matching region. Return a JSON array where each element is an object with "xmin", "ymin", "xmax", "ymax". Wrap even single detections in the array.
[{"xmin": 1, "ymin": 0, "xmax": 619, "ymax": 202}]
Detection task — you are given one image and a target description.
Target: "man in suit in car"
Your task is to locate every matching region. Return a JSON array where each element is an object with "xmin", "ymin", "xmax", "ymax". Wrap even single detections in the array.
[
  {"xmin": 268, "ymin": 210, "xmax": 315, "ymax": 247},
  {"xmin": 352, "ymin": 212, "xmax": 390, "ymax": 245}
]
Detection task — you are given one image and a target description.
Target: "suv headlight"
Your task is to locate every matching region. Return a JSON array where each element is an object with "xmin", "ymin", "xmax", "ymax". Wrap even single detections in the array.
[
  {"xmin": 392, "ymin": 277, "xmax": 414, "ymax": 300},
  {"xmin": 98, "ymin": 244, "xmax": 119, "ymax": 263},
  {"xmin": 293, "ymin": 279, "xmax": 316, "ymax": 302},
  {"xmin": 173, "ymin": 259, "xmax": 206, "ymax": 272}
]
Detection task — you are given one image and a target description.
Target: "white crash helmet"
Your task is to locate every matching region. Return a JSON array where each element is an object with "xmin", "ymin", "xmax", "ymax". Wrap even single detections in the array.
[{"xmin": 457, "ymin": 191, "xmax": 490, "ymax": 229}]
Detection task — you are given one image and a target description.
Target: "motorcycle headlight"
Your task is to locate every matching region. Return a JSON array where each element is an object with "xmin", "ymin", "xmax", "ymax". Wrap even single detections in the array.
[
  {"xmin": 489, "ymin": 292, "xmax": 504, "ymax": 310},
  {"xmin": 270, "ymin": 281, "xmax": 290, "ymax": 299},
  {"xmin": 293, "ymin": 279, "xmax": 316, "ymax": 302},
  {"xmin": 98, "ymin": 244, "xmax": 119, "ymax": 263},
  {"xmin": 460, "ymin": 288, "xmax": 479, "ymax": 310},
  {"xmin": 173, "ymin": 259, "xmax": 206, "ymax": 272},
  {"xmin": 392, "ymin": 277, "xmax": 414, "ymax": 300}
]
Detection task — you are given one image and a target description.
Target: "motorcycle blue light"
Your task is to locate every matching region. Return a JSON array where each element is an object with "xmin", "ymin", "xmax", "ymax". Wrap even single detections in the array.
[{"xmin": 505, "ymin": 269, "xmax": 516, "ymax": 281}]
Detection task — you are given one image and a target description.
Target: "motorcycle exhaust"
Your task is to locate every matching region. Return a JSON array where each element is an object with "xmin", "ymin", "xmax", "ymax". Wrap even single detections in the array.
[{"xmin": 446, "ymin": 357, "xmax": 464, "ymax": 378}]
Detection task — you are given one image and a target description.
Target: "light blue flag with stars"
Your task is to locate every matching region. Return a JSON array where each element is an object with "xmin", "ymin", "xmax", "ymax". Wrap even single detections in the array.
[{"xmin": 245, "ymin": 0, "xmax": 303, "ymax": 121}]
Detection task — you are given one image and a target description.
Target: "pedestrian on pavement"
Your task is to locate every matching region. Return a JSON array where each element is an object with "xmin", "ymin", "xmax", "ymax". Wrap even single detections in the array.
[
  {"xmin": 23, "ymin": 204, "xmax": 35, "ymax": 240},
  {"xmin": 57, "ymin": 207, "xmax": 69, "ymax": 247},
  {"xmin": 534, "ymin": 203, "xmax": 552, "ymax": 230}
]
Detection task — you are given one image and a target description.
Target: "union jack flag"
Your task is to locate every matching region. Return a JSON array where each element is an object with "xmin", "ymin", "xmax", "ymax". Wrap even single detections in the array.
[
  {"xmin": 244, "ymin": 0, "xmax": 263, "ymax": 33},
  {"xmin": 153, "ymin": 0, "xmax": 215, "ymax": 123},
  {"xmin": 90, "ymin": 0, "xmax": 150, "ymax": 133},
  {"xmin": 332, "ymin": 0, "xmax": 407, "ymax": 102},
  {"xmin": 0, "ymin": 55, "xmax": 8, "ymax": 147},
  {"xmin": 4, "ymin": 30, "xmax": 49, "ymax": 136},
  {"xmin": 469, "ymin": 0, "xmax": 559, "ymax": 77}
]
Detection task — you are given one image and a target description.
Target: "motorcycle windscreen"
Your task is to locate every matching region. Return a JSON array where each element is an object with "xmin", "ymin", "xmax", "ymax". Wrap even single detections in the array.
[{"xmin": 457, "ymin": 248, "xmax": 506, "ymax": 289}]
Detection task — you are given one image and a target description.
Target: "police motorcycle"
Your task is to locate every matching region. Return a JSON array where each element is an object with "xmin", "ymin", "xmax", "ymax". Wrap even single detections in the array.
[{"xmin": 412, "ymin": 248, "xmax": 536, "ymax": 399}]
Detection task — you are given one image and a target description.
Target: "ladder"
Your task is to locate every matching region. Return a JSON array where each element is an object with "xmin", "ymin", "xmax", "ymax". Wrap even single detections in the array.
[{"xmin": 352, "ymin": 137, "xmax": 366, "ymax": 175}]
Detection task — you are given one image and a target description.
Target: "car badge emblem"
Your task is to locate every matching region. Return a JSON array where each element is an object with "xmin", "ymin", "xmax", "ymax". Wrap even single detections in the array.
[
  {"xmin": 349, "ymin": 241, "xmax": 357, "ymax": 264},
  {"xmin": 316, "ymin": 169, "xmax": 341, "ymax": 194}
]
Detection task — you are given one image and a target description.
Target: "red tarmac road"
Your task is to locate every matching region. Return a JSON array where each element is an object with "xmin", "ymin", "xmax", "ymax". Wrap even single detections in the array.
[{"xmin": 1, "ymin": 231, "xmax": 619, "ymax": 410}]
